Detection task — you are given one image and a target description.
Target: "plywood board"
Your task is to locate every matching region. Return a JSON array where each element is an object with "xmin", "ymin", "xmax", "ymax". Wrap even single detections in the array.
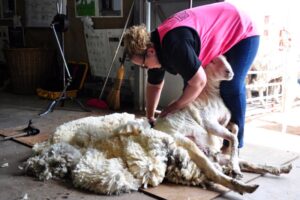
[
  {"xmin": 0, "ymin": 110, "xmax": 105, "ymax": 147},
  {"xmin": 140, "ymin": 183, "xmax": 221, "ymax": 200},
  {"xmin": 141, "ymin": 144, "xmax": 298, "ymax": 200}
]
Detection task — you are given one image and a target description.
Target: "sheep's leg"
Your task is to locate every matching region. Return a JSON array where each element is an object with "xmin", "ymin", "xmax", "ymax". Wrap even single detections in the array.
[
  {"xmin": 216, "ymin": 154, "xmax": 292, "ymax": 176},
  {"xmin": 185, "ymin": 131, "xmax": 211, "ymax": 155},
  {"xmin": 259, "ymin": 89, "xmax": 266, "ymax": 107},
  {"xmin": 226, "ymin": 122, "xmax": 239, "ymax": 137},
  {"xmin": 174, "ymin": 136, "xmax": 259, "ymax": 194},
  {"xmin": 221, "ymin": 122, "xmax": 239, "ymax": 155},
  {"xmin": 239, "ymin": 160, "xmax": 292, "ymax": 176},
  {"xmin": 205, "ymin": 121, "xmax": 241, "ymax": 178}
]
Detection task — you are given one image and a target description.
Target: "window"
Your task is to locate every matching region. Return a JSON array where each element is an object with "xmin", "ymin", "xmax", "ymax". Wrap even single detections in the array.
[
  {"xmin": 75, "ymin": 0, "xmax": 123, "ymax": 18},
  {"xmin": 0, "ymin": 0, "xmax": 16, "ymax": 19}
]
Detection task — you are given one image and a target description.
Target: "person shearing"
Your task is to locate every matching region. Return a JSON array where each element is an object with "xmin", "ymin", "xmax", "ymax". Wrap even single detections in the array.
[{"xmin": 124, "ymin": 2, "xmax": 260, "ymax": 149}]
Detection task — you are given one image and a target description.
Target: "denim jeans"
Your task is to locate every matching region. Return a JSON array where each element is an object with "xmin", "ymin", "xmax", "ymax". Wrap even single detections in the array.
[{"xmin": 221, "ymin": 35, "xmax": 260, "ymax": 148}]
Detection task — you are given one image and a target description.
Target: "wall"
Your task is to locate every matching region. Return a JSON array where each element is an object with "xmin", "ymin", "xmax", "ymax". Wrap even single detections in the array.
[
  {"xmin": 0, "ymin": 0, "xmax": 134, "ymax": 64},
  {"xmin": 65, "ymin": 0, "xmax": 133, "ymax": 63}
]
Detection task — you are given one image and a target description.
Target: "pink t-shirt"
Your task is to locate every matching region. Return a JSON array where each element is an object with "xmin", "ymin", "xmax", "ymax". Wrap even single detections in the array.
[{"xmin": 157, "ymin": 2, "xmax": 258, "ymax": 66}]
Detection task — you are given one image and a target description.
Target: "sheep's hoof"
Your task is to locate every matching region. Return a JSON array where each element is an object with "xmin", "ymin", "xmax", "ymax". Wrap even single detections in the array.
[
  {"xmin": 232, "ymin": 169, "xmax": 243, "ymax": 180},
  {"xmin": 225, "ymin": 168, "xmax": 243, "ymax": 180},
  {"xmin": 237, "ymin": 185, "xmax": 259, "ymax": 195},
  {"xmin": 225, "ymin": 163, "xmax": 243, "ymax": 180},
  {"xmin": 244, "ymin": 184, "xmax": 259, "ymax": 194},
  {"xmin": 281, "ymin": 164, "xmax": 292, "ymax": 174},
  {"xmin": 232, "ymin": 179, "xmax": 259, "ymax": 194}
]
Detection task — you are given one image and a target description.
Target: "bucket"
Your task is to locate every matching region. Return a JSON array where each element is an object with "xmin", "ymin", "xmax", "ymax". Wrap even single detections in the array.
[{"xmin": 4, "ymin": 48, "xmax": 55, "ymax": 94}]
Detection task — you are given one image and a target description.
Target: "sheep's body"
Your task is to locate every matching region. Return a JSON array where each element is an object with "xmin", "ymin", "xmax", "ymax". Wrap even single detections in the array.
[
  {"xmin": 154, "ymin": 55, "xmax": 292, "ymax": 186},
  {"xmin": 25, "ymin": 113, "xmax": 211, "ymax": 194},
  {"xmin": 25, "ymin": 113, "xmax": 260, "ymax": 194},
  {"xmin": 24, "ymin": 56, "xmax": 292, "ymax": 195},
  {"xmin": 154, "ymin": 80, "xmax": 230, "ymax": 155},
  {"xmin": 246, "ymin": 57, "xmax": 283, "ymax": 106},
  {"xmin": 155, "ymin": 55, "xmax": 240, "ymax": 176}
]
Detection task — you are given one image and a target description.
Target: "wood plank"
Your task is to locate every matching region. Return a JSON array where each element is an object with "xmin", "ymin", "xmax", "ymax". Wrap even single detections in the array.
[
  {"xmin": 140, "ymin": 183, "xmax": 221, "ymax": 200},
  {"xmin": 0, "ymin": 110, "xmax": 104, "ymax": 146},
  {"xmin": 141, "ymin": 144, "xmax": 298, "ymax": 200}
]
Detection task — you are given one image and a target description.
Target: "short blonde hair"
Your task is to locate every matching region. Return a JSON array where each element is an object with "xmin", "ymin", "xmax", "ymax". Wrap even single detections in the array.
[{"xmin": 123, "ymin": 24, "xmax": 151, "ymax": 58}]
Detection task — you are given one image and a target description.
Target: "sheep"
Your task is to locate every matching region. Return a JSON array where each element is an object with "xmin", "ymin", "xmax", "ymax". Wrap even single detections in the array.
[
  {"xmin": 154, "ymin": 55, "xmax": 292, "ymax": 185},
  {"xmin": 246, "ymin": 56, "xmax": 283, "ymax": 106},
  {"xmin": 154, "ymin": 55, "xmax": 240, "ymax": 177},
  {"xmin": 24, "ymin": 56, "xmax": 292, "ymax": 196},
  {"xmin": 24, "ymin": 113, "xmax": 260, "ymax": 195}
]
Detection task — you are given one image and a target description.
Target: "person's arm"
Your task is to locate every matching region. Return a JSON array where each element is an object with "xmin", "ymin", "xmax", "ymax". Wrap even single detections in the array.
[
  {"xmin": 160, "ymin": 66, "xmax": 206, "ymax": 117},
  {"xmin": 146, "ymin": 80, "xmax": 165, "ymax": 122}
]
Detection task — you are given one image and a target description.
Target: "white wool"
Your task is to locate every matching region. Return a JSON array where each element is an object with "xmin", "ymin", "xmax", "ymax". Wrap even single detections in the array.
[
  {"xmin": 155, "ymin": 100, "xmax": 224, "ymax": 155},
  {"xmin": 166, "ymin": 147, "xmax": 207, "ymax": 187},
  {"xmin": 52, "ymin": 113, "xmax": 135, "ymax": 145},
  {"xmin": 25, "ymin": 142, "xmax": 82, "ymax": 180},
  {"xmin": 25, "ymin": 113, "xmax": 187, "ymax": 195},
  {"xmin": 155, "ymin": 55, "xmax": 232, "ymax": 154},
  {"xmin": 24, "ymin": 111, "xmax": 235, "ymax": 194},
  {"xmin": 72, "ymin": 149, "xmax": 139, "ymax": 195},
  {"xmin": 120, "ymin": 128, "xmax": 170, "ymax": 188},
  {"xmin": 32, "ymin": 141, "xmax": 51, "ymax": 154}
]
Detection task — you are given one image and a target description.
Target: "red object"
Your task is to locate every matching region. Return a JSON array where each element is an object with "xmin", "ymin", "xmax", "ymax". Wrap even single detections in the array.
[{"xmin": 86, "ymin": 98, "xmax": 109, "ymax": 109}]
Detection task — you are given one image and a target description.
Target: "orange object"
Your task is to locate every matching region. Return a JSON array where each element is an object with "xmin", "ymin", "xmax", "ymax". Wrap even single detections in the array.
[
  {"xmin": 86, "ymin": 2, "xmax": 133, "ymax": 111},
  {"xmin": 106, "ymin": 63, "xmax": 125, "ymax": 110}
]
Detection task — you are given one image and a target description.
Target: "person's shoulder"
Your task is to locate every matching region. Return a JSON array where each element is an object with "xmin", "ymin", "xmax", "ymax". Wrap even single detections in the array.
[
  {"xmin": 166, "ymin": 27, "xmax": 194, "ymax": 36},
  {"xmin": 150, "ymin": 28, "xmax": 160, "ymax": 43},
  {"xmin": 163, "ymin": 27, "xmax": 196, "ymax": 44}
]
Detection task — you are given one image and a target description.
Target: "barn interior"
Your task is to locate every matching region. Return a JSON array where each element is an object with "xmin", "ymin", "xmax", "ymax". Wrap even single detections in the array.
[{"xmin": 0, "ymin": 0, "xmax": 299, "ymax": 200}]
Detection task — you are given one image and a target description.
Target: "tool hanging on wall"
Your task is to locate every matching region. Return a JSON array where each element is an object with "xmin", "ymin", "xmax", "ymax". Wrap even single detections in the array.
[{"xmin": 86, "ymin": 1, "xmax": 134, "ymax": 110}]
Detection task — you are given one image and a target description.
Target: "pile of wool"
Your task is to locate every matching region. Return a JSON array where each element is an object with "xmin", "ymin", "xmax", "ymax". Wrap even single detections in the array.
[
  {"xmin": 24, "ymin": 113, "xmax": 208, "ymax": 195},
  {"xmin": 25, "ymin": 142, "xmax": 82, "ymax": 180}
]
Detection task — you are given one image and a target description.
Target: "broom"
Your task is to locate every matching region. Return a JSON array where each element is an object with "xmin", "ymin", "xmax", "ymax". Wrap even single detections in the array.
[
  {"xmin": 86, "ymin": 2, "xmax": 134, "ymax": 110},
  {"xmin": 106, "ymin": 52, "xmax": 126, "ymax": 110}
]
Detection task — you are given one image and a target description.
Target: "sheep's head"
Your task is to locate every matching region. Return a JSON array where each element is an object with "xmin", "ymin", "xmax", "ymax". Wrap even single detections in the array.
[{"xmin": 205, "ymin": 55, "xmax": 234, "ymax": 81}]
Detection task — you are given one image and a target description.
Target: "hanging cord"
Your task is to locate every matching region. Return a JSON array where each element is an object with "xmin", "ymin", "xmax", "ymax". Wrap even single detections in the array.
[{"xmin": 98, "ymin": 2, "xmax": 134, "ymax": 100}]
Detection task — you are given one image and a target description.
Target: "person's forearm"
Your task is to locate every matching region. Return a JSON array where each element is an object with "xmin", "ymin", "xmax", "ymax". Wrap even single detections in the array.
[
  {"xmin": 160, "ymin": 67, "xmax": 207, "ymax": 118},
  {"xmin": 176, "ymin": 67, "xmax": 207, "ymax": 109},
  {"xmin": 146, "ymin": 81, "xmax": 164, "ymax": 119},
  {"xmin": 176, "ymin": 83, "xmax": 204, "ymax": 108}
]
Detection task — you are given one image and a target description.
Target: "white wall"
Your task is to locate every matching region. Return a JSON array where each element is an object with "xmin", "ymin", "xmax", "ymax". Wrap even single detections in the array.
[{"xmin": 151, "ymin": 0, "xmax": 216, "ymax": 107}]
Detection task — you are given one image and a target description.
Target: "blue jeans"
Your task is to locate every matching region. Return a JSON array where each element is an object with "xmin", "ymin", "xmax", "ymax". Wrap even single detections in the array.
[{"xmin": 221, "ymin": 36, "xmax": 260, "ymax": 148}]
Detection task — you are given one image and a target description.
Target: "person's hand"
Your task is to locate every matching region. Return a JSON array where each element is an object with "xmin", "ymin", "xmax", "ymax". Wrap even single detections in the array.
[
  {"xmin": 148, "ymin": 117, "xmax": 156, "ymax": 128},
  {"xmin": 159, "ymin": 101, "xmax": 180, "ymax": 118}
]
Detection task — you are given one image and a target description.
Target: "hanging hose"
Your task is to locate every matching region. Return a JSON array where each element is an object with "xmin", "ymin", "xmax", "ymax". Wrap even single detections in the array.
[{"xmin": 86, "ymin": 2, "xmax": 134, "ymax": 109}]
